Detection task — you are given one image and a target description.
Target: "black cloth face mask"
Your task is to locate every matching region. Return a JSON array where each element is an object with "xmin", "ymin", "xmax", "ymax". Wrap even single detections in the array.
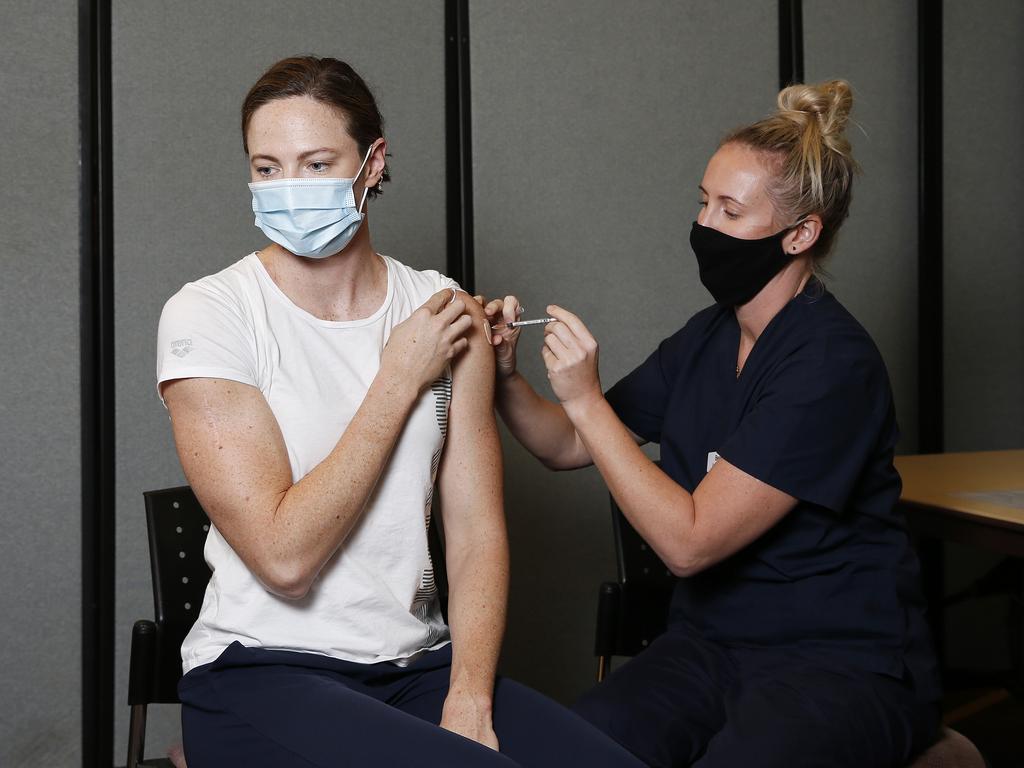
[{"xmin": 689, "ymin": 221, "xmax": 796, "ymax": 307}]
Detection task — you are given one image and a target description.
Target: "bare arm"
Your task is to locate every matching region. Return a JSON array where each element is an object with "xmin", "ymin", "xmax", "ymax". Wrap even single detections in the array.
[
  {"xmin": 162, "ymin": 290, "xmax": 472, "ymax": 599},
  {"xmin": 436, "ymin": 298, "xmax": 507, "ymax": 749},
  {"xmin": 544, "ymin": 305, "xmax": 798, "ymax": 577},
  {"xmin": 495, "ymin": 371, "xmax": 593, "ymax": 470}
]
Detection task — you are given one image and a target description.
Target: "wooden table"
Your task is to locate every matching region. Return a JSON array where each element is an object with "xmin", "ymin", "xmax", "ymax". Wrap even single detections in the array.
[
  {"xmin": 895, "ymin": 450, "xmax": 1024, "ymax": 689},
  {"xmin": 896, "ymin": 450, "xmax": 1024, "ymax": 557}
]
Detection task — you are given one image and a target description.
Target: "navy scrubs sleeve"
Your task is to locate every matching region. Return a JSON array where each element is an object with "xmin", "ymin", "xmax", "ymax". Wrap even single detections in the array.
[
  {"xmin": 719, "ymin": 333, "xmax": 893, "ymax": 514},
  {"xmin": 605, "ymin": 336, "xmax": 676, "ymax": 443}
]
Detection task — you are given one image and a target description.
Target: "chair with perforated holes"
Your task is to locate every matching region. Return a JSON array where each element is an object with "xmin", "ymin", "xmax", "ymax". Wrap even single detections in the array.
[
  {"xmin": 594, "ymin": 493, "xmax": 673, "ymax": 682},
  {"xmin": 592, "ymin": 492, "xmax": 988, "ymax": 767},
  {"xmin": 125, "ymin": 486, "xmax": 211, "ymax": 768}
]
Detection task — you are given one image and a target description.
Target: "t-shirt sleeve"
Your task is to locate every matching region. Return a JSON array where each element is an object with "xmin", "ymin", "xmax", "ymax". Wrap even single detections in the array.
[
  {"xmin": 437, "ymin": 273, "xmax": 462, "ymax": 293},
  {"xmin": 156, "ymin": 283, "xmax": 259, "ymax": 406},
  {"xmin": 605, "ymin": 336, "xmax": 676, "ymax": 443},
  {"xmin": 718, "ymin": 338, "xmax": 893, "ymax": 514}
]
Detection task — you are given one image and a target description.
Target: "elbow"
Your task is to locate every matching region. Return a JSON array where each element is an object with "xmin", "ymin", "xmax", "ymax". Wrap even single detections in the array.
[
  {"xmin": 664, "ymin": 546, "xmax": 711, "ymax": 579},
  {"xmin": 666, "ymin": 558, "xmax": 699, "ymax": 579},
  {"xmin": 540, "ymin": 449, "xmax": 589, "ymax": 471},
  {"xmin": 541, "ymin": 455, "xmax": 572, "ymax": 471},
  {"xmin": 259, "ymin": 558, "xmax": 314, "ymax": 600}
]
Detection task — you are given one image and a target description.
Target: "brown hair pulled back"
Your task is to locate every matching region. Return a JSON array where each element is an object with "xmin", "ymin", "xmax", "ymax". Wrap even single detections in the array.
[
  {"xmin": 241, "ymin": 56, "xmax": 389, "ymax": 197},
  {"xmin": 723, "ymin": 79, "xmax": 858, "ymax": 259}
]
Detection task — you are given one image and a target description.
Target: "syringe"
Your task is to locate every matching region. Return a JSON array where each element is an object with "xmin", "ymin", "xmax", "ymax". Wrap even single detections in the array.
[{"xmin": 489, "ymin": 317, "xmax": 556, "ymax": 331}]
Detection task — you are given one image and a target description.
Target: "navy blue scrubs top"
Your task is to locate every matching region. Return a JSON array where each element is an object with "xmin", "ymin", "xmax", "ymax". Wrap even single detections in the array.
[{"xmin": 606, "ymin": 280, "xmax": 940, "ymax": 701}]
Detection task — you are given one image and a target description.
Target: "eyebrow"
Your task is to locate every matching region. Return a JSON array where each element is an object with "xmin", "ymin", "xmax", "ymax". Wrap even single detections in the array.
[
  {"xmin": 698, "ymin": 185, "xmax": 746, "ymax": 207},
  {"xmin": 250, "ymin": 147, "xmax": 339, "ymax": 164}
]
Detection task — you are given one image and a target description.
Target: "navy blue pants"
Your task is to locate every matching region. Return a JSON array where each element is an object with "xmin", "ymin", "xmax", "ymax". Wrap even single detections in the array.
[
  {"xmin": 179, "ymin": 642, "xmax": 643, "ymax": 767},
  {"xmin": 573, "ymin": 629, "xmax": 941, "ymax": 768}
]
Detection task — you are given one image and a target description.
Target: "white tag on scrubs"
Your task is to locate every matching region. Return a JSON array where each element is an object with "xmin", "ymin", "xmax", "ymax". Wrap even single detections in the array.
[{"xmin": 706, "ymin": 451, "xmax": 720, "ymax": 473}]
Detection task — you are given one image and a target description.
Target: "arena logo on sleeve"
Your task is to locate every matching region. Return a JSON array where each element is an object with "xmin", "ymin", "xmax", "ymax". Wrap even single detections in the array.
[{"xmin": 170, "ymin": 338, "xmax": 193, "ymax": 358}]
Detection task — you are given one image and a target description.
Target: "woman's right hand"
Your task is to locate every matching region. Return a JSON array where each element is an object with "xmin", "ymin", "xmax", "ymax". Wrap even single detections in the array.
[
  {"xmin": 381, "ymin": 289, "xmax": 474, "ymax": 394},
  {"xmin": 480, "ymin": 295, "xmax": 524, "ymax": 379}
]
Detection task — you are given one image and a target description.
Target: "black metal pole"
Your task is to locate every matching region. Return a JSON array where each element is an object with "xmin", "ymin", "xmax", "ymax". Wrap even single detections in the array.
[
  {"xmin": 917, "ymin": 0, "xmax": 944, "ymax": 455},
  {"xmin": 778, "ymin": 0, "xmax": 804, "ymax": 89},
  {"xmin": 445, "ymin": 0, "xmax": 475, "ymax": 293},
  {"xmin": 917, "ymin": 0, "xmax": 945, "ymax": 675},
  {"xmin": 79, "ymin": 0, "xmax": 115, "ymax": 765}
]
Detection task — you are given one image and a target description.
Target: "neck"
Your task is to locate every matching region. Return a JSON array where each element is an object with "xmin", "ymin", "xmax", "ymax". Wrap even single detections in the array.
[
  {"xmin": 259, "ymin": 215, "xmax": 387, "ymax": 321},
  {"xmin": 734, "ymin": 257, "xmax": 813, "ymax": 343}
]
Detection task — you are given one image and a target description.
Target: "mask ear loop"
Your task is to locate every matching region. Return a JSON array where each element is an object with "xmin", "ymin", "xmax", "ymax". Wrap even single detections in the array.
[{"xmin": 355, "ymin": 140, "xmax": 381, "ymax": 215}]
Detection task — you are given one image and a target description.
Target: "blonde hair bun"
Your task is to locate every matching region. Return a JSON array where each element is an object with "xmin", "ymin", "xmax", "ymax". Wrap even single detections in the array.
[{"xmin": 777, "ymin": 79, "xmax": 854, "ymax": 161}]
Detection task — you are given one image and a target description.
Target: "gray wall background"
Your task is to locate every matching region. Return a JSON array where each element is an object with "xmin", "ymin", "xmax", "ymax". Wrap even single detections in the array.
[
  {"xmin": 1, "ymin": 2, "xmax": 1021, "ymax": 763},
  {"xmin": 941, "ymin": 0, "xmax": 1024, "ymax": 671},
  {"xmin": 944, "ymin": 0, "xmax": 1023, "ymax": 452},
  {"xmin": 0, "ymin": 1, "xmax": 82, "ymax": 765},
  {"xmin": 803, "ymin": 0, "xmax": 920, "ymax": 454}
]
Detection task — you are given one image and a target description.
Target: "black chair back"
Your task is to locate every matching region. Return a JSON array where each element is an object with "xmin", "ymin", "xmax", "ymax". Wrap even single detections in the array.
[
  {"xmin": 141, "ymin": 486, "xmax": 212, "ymax": 703},
  {"xmin": 126, "ymin": 486, "xmax": 211, "ymax": 767},
  {"xmin": 595, "ymin": 494, "xmax": 675, "ymax": 675}
]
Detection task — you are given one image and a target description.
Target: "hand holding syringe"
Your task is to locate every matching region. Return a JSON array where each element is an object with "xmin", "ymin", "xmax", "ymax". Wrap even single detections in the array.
[
  {"xmin": 480, "ymin": 297, "xmax": 545, "ymax": 379},
  {"xmin": 482, "ymin": 297, "xmax": 603, "ymax": 407}
]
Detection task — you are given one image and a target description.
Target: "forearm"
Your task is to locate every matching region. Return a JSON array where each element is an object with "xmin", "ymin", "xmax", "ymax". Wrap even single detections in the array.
[
  {"xmin": 496, "ymin": 371, "xmax": 591, "ymax": 469},
  {"xmin": 565, "ymin": 395, "xmax": 696, "ymax": 574},
  {"xmin": 442, "ymin": 407, "xmax": 507, "ymax": 699},
  {"xmin": 267, "ymin": 370, "xmax": 419, "ymax": 595},
  {"xmin": 445, "ymin": 527, "xmax": 508, "ymax": 700}
]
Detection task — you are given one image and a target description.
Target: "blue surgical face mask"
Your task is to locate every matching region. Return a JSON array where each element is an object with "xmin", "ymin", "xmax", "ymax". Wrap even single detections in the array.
[{"xmin": 247, "ymin": 143, "xmax": 375, "ymax": 258}]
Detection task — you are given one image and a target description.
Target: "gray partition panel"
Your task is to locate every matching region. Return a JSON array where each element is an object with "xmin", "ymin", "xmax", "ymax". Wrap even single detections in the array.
[
  {"xmin": 944, "ymin": 0, "xmax": 1024, "ymax": 452},
  {"xmin": 0, "ymin": 1, "xmax": 81, "ymax": 764},
  {"xmin": 941, "ymin": 0, "xmax": 1024, "ymax": 672},
  {"xmin": 803, "ymin": 0, "xmax": 919, "ymax": 454},
  {"xmin": 112, "ymin": 1, "xmax": 446, "ymax": 752},
  {"xmin": 471, "ymin": 0, "xmax": 777, "ymax": 702}
]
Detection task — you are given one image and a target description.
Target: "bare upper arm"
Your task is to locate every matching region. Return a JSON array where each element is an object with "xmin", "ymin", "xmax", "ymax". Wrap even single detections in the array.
[
  {"xmin": 438, "ymin": 296, "xmax": 503, "ymax": 546},
  {"xmin": 162, "ymin": 377, "xmax": 293, "ymax": 578},
  {"xmin": 684, "ymin": 457, "xmax": 798, "ymax": 575}
]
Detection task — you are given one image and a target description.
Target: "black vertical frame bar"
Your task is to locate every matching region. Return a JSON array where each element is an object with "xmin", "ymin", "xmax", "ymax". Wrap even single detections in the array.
[
  {"xmin": 445, "ymin": 0, "xmax": 475, "ymax": 293},
  {"xmin": 917, "ymin": 0, "xmax": 944, "ymax": 455},
  {"xmin": 79, "ymin": 0, "xmax": 115, "ymax": 765},
  {"xmin": 917, "ymin": 0, "xmax": 945, "ymax": 672},
  {"xmin": 778, "ymin": 0, "xmax": 804, "ymax": 89}
]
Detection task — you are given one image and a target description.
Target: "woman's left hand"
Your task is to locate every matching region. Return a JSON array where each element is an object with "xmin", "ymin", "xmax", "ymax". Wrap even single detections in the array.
[{"xmin": 542, "ymin": 305, "xmax": 603, "ymax": 411}]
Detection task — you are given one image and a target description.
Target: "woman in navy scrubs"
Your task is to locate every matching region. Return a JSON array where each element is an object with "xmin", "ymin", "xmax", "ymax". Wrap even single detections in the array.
[{"xmin": 484, "ymin": 80, "xmax": 941, "ymax": 767}]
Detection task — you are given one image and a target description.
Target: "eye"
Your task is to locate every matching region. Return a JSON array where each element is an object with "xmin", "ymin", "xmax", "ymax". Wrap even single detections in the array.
[
  {"xmin": 309, "ymin": 161, "xmax": 329, "ymax": 173},
  {"xmin": 255, "ymin": 166, "xmax": 275, "ymax": 177},
  {"xmin": 724, "ymin": 210, "xmax": 740, "ymax": 220},
  {"xmin": 697, "ymin": 200, "xmax": 707, "ymax": 207}
]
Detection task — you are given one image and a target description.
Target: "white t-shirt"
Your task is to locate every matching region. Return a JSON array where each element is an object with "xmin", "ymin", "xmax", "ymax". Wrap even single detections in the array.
[{"xmin": 157, "ymin": 252, "xmax": 455, "ymax": 673}]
